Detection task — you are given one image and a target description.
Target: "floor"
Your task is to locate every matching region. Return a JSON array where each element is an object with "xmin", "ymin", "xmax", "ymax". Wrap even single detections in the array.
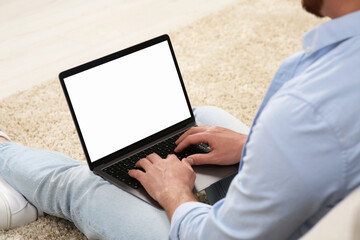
[{"xmin": 0, "ymin": 0, "xmax": 239, "ymax": 100}]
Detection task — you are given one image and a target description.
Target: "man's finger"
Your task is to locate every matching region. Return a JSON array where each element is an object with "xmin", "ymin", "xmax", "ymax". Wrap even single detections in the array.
[
  {"xmin": 128, "ymin": 169, "xmax": 146, "ymax": 181},
  {"xmin": 146, "ymin": 153, "xmax": 162, "ymax": 163},
  {"xmin": 167, "ymin": 154, "xmax": 180, "ymax": 161},
  {"xmin": 175, "ymin": 126, "xmax": 206, "ymax": 145},
  {"xmin": 175, "ymin": 133, "xmax": 208, "ymax": 152},
  {"xmin": 182, "ymin": 158, "xmax": 194, "ymax": 170},
  {"xmin": 136, "ymin": 158, "xmax": 153, "ymax": 171},
  {"xmin": 185, "ymin": 153, "xmax": 216, "ymax": 166}
]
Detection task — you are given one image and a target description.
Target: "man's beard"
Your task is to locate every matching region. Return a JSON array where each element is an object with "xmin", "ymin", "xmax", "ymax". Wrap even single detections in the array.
[{"xmin": 302, "ymin": 0, "xmax": 324, "ymax": 17}]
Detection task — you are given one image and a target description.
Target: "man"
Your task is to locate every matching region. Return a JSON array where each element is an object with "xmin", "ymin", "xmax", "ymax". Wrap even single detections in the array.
[{"xmin": 1, "ymin": 0, "xmax": 360, "ymax": 239}]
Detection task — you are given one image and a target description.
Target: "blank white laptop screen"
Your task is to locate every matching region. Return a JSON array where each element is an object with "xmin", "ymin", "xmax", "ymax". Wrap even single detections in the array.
[{"xmin": 63, "ymin": 41, "xmax": 191, "ymax": 162}]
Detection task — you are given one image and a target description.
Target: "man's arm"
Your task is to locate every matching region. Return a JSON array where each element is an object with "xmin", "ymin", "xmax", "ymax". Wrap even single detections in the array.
[
  {"xmin": 131, "ymin": 94, "xmax": 344, "ymax": 239},
  {"xmin": 129, "ymin": 125, "xmax": 248, "ymax": 219},
  {"xmin": 171, "ymin": 95, "xmax": 344, "ymax": 239}
]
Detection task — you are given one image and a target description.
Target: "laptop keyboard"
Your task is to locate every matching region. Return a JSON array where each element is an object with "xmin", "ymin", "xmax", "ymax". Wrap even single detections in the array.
[{"xmin": 102, "ymin": 131, "xmax": 210, "ymax": 189}]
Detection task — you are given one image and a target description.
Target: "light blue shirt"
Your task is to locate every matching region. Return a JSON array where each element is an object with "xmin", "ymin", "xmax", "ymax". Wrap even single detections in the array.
[{"xmin": 170, "ymin": 10, "xmax": 360, "ymax": 240}]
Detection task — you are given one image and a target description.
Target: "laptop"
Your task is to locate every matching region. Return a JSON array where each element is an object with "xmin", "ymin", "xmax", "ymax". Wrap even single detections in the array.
[{"xmin": 59, "ymin": 34, "xmax": 238, "ymax": 208}]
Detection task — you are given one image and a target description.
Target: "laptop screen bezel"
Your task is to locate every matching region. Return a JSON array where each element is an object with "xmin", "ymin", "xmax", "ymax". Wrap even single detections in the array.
[{"xmin": 59, "ymin": 34, "xmax": 195, "ymax": 170}]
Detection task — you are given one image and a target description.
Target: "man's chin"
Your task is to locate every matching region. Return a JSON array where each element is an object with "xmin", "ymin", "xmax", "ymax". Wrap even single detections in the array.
[{"xmin": 302, "ymin": 0, "xmax": 324, "ymax": 17}]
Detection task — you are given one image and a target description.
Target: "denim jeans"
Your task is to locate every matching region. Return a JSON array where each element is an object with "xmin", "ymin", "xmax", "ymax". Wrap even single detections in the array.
[{"xmin": 0, "ymin": 106, "xmax": 249, "ymax": 240}]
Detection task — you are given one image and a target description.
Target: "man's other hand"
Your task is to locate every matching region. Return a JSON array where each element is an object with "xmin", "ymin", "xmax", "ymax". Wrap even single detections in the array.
[
  {"xmin": 175, "ymin": 126, "xmax": 248, "ymax": 166},
  {"xmin": 128, "ymin": 154, "xmax": 198, "ymax": 219}
]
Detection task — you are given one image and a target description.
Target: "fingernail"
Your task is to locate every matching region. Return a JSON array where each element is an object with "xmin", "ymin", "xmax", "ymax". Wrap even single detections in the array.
[{"xmin": 187, "ymin": 157, "xmax": 194, "ymax": 165}]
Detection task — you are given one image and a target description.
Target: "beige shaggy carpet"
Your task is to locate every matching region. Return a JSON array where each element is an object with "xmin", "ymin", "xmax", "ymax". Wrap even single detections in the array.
[{"xmin": 0, "ymin": 0, "xmax": 325, "ymax": 239}]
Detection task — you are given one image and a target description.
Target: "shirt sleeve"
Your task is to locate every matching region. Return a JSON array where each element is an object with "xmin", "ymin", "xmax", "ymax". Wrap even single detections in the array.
[{"xmin": 169, "ymin": 94, "xmax": 345, "ymax": 240}]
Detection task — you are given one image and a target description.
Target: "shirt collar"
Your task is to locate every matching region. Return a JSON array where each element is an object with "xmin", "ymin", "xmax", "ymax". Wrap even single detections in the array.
[{"xmin": 303, "ymin": 10, "xmax": 360, "ymax": 53}]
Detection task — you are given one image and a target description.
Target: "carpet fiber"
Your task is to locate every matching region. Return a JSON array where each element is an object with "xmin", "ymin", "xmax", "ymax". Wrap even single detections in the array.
[{"xmin": 0, "ymin": 0, "xmax": 325, "ymax": 239}]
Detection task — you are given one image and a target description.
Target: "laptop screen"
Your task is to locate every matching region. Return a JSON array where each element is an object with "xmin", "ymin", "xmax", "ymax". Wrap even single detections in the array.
[{"xmin": 63, "ymin": 40, "xmax": 191, "ymax": 163}]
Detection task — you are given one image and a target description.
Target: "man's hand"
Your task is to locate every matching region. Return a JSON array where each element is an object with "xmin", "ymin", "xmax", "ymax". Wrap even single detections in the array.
[
  {"xmin": 128, "ymin": 154, "xmax": 198, "ymax": 219},
  {"xmin": 175, "ymin": 126, "xmax": 248, "ymax": 166}
]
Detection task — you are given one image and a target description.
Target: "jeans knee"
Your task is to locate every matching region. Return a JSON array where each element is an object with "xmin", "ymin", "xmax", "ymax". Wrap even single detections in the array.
[{"xmin": 193, "ymin": 105, "xmax": 226, "ymax": 117}]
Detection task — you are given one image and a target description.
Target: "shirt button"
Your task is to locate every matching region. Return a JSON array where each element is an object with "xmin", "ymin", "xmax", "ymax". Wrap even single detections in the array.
[{"xmin": 306, "ymin": 47, "xmax": 312, "ymax": 54}]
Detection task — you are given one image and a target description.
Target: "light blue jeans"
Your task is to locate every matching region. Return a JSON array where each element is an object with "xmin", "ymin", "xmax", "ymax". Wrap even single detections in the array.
[{"xmin": 0, "ymin": 106, "xmax": 249, "ymax": 240}]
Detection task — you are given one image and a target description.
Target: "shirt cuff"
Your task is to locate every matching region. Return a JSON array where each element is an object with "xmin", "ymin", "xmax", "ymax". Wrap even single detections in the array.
[{"xmin": 169, "ymin": 201, "xmax": 211, "ymax": 240}]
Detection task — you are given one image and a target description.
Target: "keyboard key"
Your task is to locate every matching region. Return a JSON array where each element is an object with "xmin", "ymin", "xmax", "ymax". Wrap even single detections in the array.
[{"xmin": 102, "ymin": 130, "xmax": 210, "ymax": 189}]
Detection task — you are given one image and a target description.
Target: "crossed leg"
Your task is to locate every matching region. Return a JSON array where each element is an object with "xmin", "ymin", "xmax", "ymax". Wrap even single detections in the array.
[{"xmin": 0, "ymin": 106, "xmax": 249, "ymax": 239}]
